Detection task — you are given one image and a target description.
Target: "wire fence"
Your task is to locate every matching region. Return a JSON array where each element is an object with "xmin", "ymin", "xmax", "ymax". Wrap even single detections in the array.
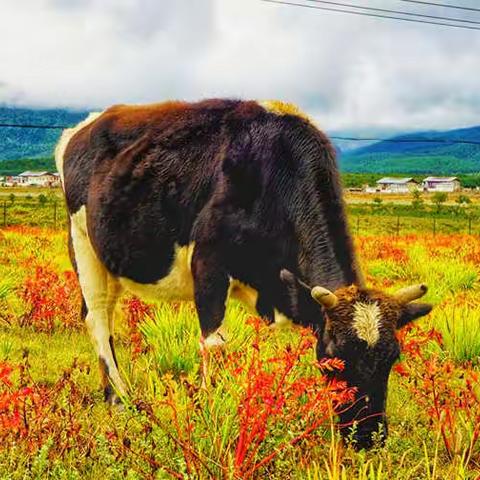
[
  {"xmin": 1, "ymin": 200, "xmax": 66, "ymax": 229},
  {"xmin": 0, "ymin": 199, "xmax": 478, "ymax": 236},
  {"xmin": 351, "ymin": 213, "xmax": 477, "ymax": 236}
]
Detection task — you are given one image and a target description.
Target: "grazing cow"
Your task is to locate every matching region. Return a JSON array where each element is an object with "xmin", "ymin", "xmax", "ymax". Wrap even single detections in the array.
[{"xmin": 56, "ymin": 99, "xmax": 432, "ymax": 449}]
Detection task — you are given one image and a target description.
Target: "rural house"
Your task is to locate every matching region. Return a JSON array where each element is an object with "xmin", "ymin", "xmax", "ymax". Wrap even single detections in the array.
[
  {"xmin": 375, "ymin": 177, "xmax": 419, "ymax": 193},
  {"xmin": 422, "ymin": 176, "xmax": 461, "ymax": 193},
  {"xmin": 15, "ymin": 171, "xmax": 60, "ymax": 187}
]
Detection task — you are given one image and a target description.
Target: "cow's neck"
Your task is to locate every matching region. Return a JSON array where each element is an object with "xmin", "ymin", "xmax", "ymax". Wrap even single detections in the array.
[{"xmin": 294, "ymin": 202, "xmax": 363, "ymax": 291}]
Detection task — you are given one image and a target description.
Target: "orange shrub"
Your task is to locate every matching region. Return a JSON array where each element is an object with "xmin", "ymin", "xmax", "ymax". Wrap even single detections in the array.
[{"xmin": 21, "ymin": 264, "xmax": 82, "ymax": 332}]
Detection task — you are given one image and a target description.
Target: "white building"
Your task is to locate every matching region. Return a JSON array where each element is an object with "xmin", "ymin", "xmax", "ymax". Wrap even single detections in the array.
[
  {"xmin": 422, "ymin": 177, "xmax": 461, "ymax": 193},
  {"xmin": 16, "ymin": 171, "xmax": 60, "ymax": 187},
  {"xmin": 375, "ymin": 177, "xmax": 419, "ymax": 194}
]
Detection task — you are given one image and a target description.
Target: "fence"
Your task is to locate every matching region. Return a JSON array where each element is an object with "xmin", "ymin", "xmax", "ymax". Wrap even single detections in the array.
[
  {"xmin": 352, "ymin": 214, "xmax": 477, "ymax": 236},
  {"xmin": 1, "ymin": 200, "xmax": 67, "ymax": 229},
  {"xmin": 0, "ymin": 199, "xmax": 478, "ymax": 236}
]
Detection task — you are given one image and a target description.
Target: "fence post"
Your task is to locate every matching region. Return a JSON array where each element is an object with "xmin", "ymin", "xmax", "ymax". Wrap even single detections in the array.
[
  {"xmin": 468, "ymin": 217, "xmax": 472, "ymax": 235},
  {"xmin": 2, "ymin": 201, "xmax": 6, "ymax": 227},
  {"xmin": 53, "ymin": 201, "xmax": 57, "ymax": 229},
  {"xmin": 433, "ymin": 217, "xmax": 436, "ymax": 236},
  {"xmin": 356, "ymin": 216, "xmax": 360, "ymax": 235},
  {"xmin": 396, "ymin": 216, "xmax": 400, "ymax": 237}
]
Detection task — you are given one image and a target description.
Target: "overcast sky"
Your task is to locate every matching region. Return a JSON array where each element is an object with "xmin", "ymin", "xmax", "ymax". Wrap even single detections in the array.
[{"xmin": 1, "ymin": 0, "xmax": 479, "ymax": 132}]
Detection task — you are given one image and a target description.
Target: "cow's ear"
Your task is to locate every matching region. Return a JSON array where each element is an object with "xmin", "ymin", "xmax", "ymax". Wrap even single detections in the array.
[
  {"xmin": 280, "ymin": 269, "xmax": 297, "ymax": 287},
  {"xmin": 280, "ymin": 269, "xmax": 309, "ymax": 318},
  {"xmin": 280, "ymin": 269, "xmax": 312, "ymax": 293},
  {"xmin": 397, "ymin": 302, "xmax": 433, "ymax": 329}
]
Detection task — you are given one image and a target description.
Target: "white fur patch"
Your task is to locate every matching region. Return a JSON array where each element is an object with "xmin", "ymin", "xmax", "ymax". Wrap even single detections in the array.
[
  {"xmin": 120, "ymin": 243, "xmax": 195, "ymax": 301},
  {"xmin": 273, "ymin": 310, "xmax": 293, "ymax": 327},
  {"xmin": 55, "ymin": 111, "xmax": 103, "ymax": 183},
  {"xmin": 352, "ymin": 302, "xmax": 381, "ymax": 347},
  {"xmin": 70, "ymin": 206, "xmax": 127, "ymax": 396}
]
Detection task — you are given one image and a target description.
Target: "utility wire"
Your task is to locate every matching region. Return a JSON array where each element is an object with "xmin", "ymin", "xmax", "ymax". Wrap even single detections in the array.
[
  {"xmin": 398, "ymin": 0, "xmax": 480, "ymax": 13},
  {"xmin": 0, "ymin": 121, "xmax": 479, "ymax": 146},
  {"xmin": 304, "ymin": 0, "xmax": 480, "ymax": 25},
  {"xmin": 261, "ymin": 0, "xmax": 480, "ymax": 30},
  {"xmin": 0, "ymin": 123, "xmax": 71, "ymax": 129},
  {"xmin": 329, "ymin": 135, "xmax": 480, "ymax": 146}
]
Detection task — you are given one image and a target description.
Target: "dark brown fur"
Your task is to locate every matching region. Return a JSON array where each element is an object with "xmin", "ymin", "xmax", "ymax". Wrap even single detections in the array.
[{"xmin": 63, "ymin": 99, "xmax": 360, "ymax": 311}]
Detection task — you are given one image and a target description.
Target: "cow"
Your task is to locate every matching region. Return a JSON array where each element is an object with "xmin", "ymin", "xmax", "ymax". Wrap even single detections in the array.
[{"xmin": 55, "ymin": 99, "xmax": 432, "ymax": 450}]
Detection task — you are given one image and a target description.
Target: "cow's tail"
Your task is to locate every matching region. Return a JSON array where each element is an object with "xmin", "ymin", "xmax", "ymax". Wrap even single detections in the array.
[{"xmin": 54, "ymin": 112, "xmax": 103, "ymax": 186}]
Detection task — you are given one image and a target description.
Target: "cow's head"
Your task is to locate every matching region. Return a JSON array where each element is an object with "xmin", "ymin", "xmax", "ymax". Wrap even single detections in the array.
[{"xmin": 280, "ymin": 270, "xmax": 432, "ymax": 450}]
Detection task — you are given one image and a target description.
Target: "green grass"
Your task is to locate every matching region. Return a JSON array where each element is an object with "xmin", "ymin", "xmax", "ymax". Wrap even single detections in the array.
[
  {"xmin": 0, "ymin": 225, "xmax": 480, "ymax": 477},
  {"xmin": 0, "ymin": 305, "xmax": 476, "ymax": 479},
  {"xmin": 433, "ymin": 305, "xmax": 480, "ymax": 364}
]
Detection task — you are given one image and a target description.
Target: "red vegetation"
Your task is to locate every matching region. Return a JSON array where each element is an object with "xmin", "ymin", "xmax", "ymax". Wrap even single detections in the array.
[
  {"xmin": 0, "ymin": 357, "xmax": 94, "ymax": 456},
  {"xmin": 395, "ymin": 325, "xmax": 480, "ymax": 462},
  {"xmin": 123, "ymin": 296, "xmax": 152, "ymax": 358},
  {"xmin": 21, "ymin": 265, "xmax": 82, "ymax": 332},
  {"xmin": 232, "ymin": 318, "xmax": 354, "ymax": 478},
  {"xmin": 107, "ymin": 317, "xmax": 356, "ymax": 478},
  {"xmin": 356, "ymin": 236, "xmax": 409, "ymax": 263}
]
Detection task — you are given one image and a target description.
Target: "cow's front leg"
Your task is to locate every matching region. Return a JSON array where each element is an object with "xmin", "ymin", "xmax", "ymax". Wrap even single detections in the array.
[
  {"xmin": 191, "ymin": 243, "xmax": 229, "ymax": 385},
  {"xmin": 192, "ymin": 243, "xmax": 229, "ymax": 346}
]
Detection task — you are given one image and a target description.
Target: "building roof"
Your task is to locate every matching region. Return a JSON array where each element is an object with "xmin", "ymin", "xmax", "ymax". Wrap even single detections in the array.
[
  {"xmin": 423, "ymin": 177, "xmax": 459, "ymax": 183},
  {"xmin": 377, "ymin": 177, "xmax": 416, "ymax": 185},
  {"xmin": 18, "ymin": 171, "xmax": 54, "ymax": 177}
]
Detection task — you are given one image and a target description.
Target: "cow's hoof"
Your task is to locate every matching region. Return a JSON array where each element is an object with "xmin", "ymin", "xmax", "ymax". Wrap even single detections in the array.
[
  {"xmin": 111, "ymin": 397, "xmax": 125, "ymax": 411},
  {"xmin": 203, "ymin": 330, "xmax": 227, "ymax": 349},
  {"xmin": 104, "ymin": 385, "xmax": 125, "ymax": 409}
]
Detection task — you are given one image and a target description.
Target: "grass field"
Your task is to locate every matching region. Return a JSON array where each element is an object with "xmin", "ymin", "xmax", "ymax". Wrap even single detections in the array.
[
  {"xmin": 0, "ymin": 224, "xmax": 479, "ymax": 478},
  {"xmin": 1, "ymin": 192, "xmax": 479, "ymax": 237}
]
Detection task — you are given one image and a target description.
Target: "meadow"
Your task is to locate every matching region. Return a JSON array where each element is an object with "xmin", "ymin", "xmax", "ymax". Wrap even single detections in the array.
[
  {"xmin": 1, "ymin": 187, "xmax": 480, "ymax": 236},
  {"xmin": 0, "ymin": 223, "xmax": 479, "ymax": 478}
]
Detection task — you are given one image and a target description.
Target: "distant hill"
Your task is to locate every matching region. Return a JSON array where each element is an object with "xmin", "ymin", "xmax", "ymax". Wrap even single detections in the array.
[
  {"xmin": 1, "ymin": 106, "xmax": 480, "ymax": 176},
  {"xmin": 327, "ymin": 127, "xmax": 405, "ymax": 152},
  {"xmin": 339, "ymin": 126, "xmax": 480, "ymax": 174},
  {"xmin": 0, "ymin": 106, "xmax": 89, "ymax": 162}
]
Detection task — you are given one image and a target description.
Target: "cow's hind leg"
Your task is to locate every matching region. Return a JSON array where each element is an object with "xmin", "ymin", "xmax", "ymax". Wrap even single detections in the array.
[
  {"xmin": 99, "ymin": 279, "xmax": 123, "ymax": 404},
  {"xmin": 68, "ymin": 221, "xmax": 89, "ymax": 323},
  {"xmin": 70, "ymin": 211, "xmax": 126, "ymax": 405}
]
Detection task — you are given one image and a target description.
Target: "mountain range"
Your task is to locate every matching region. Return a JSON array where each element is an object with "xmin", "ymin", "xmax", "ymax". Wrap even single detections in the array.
[
  {"xmin": 0, "ymin": 106, "xmax": 479, "ymax": 175},
  {"xmin": 0, "ymin": 106, "xmax": 88, "ymax": 162},
  {"xmin": 339, "ymin": 125, "xmax": 480, "ymax": 174}
]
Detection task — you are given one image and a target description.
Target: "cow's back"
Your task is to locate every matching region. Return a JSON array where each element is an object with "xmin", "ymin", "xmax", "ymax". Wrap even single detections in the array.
[
  {"xmin": 58, "ymin": 98, "xmax": 359, "ymax": 296},
  {"xmin": 59, "ymin": 99, "xmax": 266, "ymax": 284}
]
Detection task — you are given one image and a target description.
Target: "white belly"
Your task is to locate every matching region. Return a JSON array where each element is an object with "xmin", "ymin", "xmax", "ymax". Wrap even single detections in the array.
[
  {"xmin": 119, "ymin": 244, "xmax": 195, "ymax": 301},
  {"xmin": 70, "ymin": 208, "xmax": 293, "ymax": 326},
  {"xmin": 119, "ymin": 243, "xmax": 292, "ymax": 325}
]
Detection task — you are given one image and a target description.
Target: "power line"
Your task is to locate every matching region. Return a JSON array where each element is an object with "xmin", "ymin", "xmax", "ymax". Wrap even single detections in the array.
[
  {"xmin": 0, "ymin": 121, "xmax": 479, "ymax": 146},
  {"xmin": 330, "ymin": 135, "xmax": 480, "ymax": 146},
  {"xmin": 261, "ymin": 0, "xmax": 480, "ymax": 30},
  {"xmin": 398, "ymin": 0, "xmax": 480, "ymax": 13},
  {"xmin": 304, "ymin": 0, "xmax": 480, "ymax": 25},
  {"xmin": 0, "ymin": 122, "xmax": 71, "ymax": 130}
]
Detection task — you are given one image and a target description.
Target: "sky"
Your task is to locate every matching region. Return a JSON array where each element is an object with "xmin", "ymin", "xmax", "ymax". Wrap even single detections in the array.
[{"xmin": 1, "ymin": 0, "xmax": 480, "ymax": 133}]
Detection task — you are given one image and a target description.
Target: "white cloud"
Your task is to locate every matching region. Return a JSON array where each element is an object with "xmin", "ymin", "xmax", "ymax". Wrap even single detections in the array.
[{"xmin": 1, "ymin": 0, "xmax": 479, "ymax": 131}]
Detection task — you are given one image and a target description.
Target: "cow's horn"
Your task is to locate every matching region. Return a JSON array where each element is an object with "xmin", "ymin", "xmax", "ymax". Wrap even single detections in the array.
[
  {"xmin": 311, "ymin": 286, "xmax": 338, "ymax": 308},
  {"xmin": 394, "ymin": 284, "xmax": 428, "ymax": 303}
]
